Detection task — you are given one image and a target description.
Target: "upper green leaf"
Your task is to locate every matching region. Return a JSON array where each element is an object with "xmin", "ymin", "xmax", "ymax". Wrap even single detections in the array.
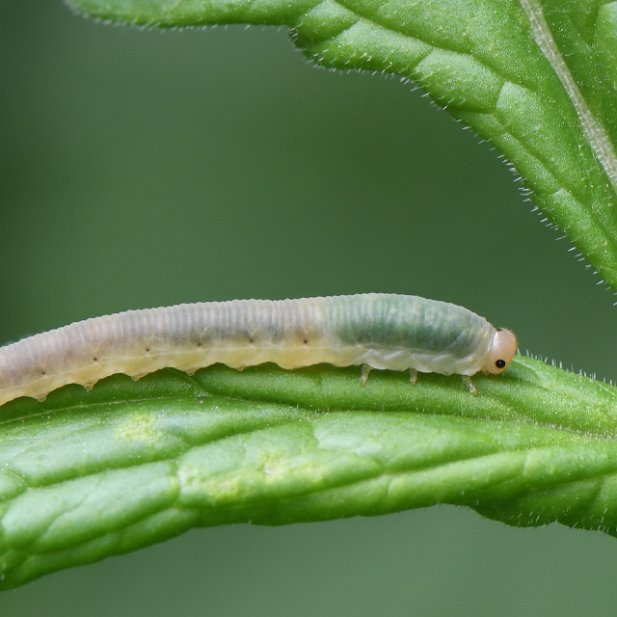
[{"xmin": 66, "ymin": 0, "xmax": 617, "ymax": 289}]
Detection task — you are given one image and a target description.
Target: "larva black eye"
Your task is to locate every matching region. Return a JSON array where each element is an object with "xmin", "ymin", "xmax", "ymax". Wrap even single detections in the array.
[{"xmin": 495, "ymin": 359, "xmax": 506, "ymax": 369}]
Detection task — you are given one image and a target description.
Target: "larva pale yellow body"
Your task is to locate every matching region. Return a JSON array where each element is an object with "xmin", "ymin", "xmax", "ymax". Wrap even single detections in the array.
[{"xmin": 0, "ymin": 294, "xmax": 517, "ymax": 406}]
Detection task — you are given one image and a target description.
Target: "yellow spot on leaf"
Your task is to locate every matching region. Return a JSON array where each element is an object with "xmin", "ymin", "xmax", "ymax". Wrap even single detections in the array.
[{"xmin": 115, "ymin": 413, "xmax": 161, "ymax": 442}]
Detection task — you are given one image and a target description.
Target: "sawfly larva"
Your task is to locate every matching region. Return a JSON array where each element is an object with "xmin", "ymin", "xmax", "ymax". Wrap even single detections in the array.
[{"xmin": 0, "ymin": 293, "xmax": 517, "ymax": 405}]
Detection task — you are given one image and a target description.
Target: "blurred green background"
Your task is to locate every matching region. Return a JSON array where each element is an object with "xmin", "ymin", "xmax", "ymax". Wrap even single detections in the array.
[{"xmin": 1, "ymin": 2, "xmax": 616, "ymax": 615}]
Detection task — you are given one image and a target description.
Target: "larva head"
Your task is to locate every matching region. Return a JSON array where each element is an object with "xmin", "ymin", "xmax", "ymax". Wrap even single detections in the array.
[{"xmin": 482, "ymin": 328, "xmax": 517, "ymax": 375}]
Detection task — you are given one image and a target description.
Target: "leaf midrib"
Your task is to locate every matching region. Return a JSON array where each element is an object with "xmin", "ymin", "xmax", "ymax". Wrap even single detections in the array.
[{"xmin": 518, "ymin": 0, "xmax": 617, "ymax": 195}]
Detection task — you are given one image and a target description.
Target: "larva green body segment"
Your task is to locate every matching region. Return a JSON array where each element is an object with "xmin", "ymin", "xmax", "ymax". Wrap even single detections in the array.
[
  {"xmin": 324, "ymin": 294, "xmax": 495, "ymax": 375},
  {"xmin": 0, "ymin": 294, "xmax": 514, "ymax": 406}
]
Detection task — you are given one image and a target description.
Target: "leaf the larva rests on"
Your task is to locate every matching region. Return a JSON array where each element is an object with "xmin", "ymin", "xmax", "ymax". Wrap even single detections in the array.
[
  {"xmin": 1, "ymin": 357, "xmax": 617, "ymax": 589},
  {"xmin": 65, "ymin": 0, "xmax": 617, "ymax": 289}
]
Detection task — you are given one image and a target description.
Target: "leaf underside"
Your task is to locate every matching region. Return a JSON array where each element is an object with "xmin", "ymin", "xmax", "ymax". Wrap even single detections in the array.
[
  {"xmin": 65, "ymin": 0, "xmax": 617, "ymax": 290},
  {"xmin": 2, "ymin": 357, "xmax": 617, "ymax": 588}
]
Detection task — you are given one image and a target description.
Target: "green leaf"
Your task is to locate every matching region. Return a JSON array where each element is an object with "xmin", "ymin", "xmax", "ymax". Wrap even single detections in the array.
[
  {"xmin": 65, "ymin": 0, "xmax": 617, "ymax": 289},
  {"xmin": 2, "ymin": 358, "xmax": 617, "ymax": 588}
]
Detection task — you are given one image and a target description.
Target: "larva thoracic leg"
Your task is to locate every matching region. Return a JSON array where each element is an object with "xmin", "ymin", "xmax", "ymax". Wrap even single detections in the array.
[
  {"xmin": 360, "ymin": 364, "xmax": 372, "ymax": 386},
  {"xmin": 0, "ymin": 294, "xmax": 517, "ymax": 406},
  {"xmin": 462, "ymin": 375, "xmax": 478, "ymax": 396}
]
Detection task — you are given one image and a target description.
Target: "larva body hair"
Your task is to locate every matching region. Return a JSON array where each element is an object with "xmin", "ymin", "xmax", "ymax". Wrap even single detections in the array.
[{"xmin": 0, "ymin": 293, "xmax": 516, "ymax": 406}]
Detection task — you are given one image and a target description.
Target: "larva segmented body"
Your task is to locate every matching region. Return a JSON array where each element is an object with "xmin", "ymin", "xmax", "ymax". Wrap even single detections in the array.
[{"xmin": 0, "ymin": 293, "xmax": 517, "ymax": 406}]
